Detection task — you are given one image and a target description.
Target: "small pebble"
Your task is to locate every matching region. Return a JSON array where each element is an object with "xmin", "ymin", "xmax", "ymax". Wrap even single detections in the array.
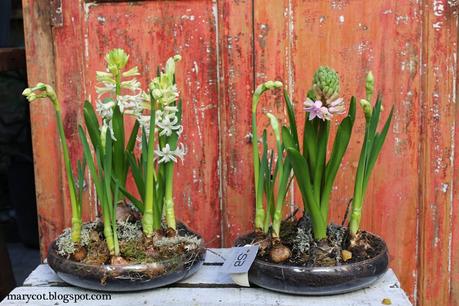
[
  {"xmin": 382, "ymin": 298, "xmax": 392, "ymax": 305},
  {"xmin": 341, "ymin": 250, "xmax": 352, "ymax": 261}
]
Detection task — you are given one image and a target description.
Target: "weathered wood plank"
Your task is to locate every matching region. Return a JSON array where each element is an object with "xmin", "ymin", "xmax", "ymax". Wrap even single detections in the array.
[
  {"xmin": 419, "ymin": 1, "xmax": 458, "ymax": 305},
  {"xmin": 218, "ymin": 0, "xmax": 256, "ymax": 246},
  {"xmin": 451, "ymin": 6, "xmax": 459, "ymax": 302},
  {"xmin": 4, "ymin": 268, "xmax": 411, "ymax": 306},
  {"xmin": 23, "ymin": 264, "xmax": 236, "ymax": 287},
  {"xmin": 53, "ymin": 0, "xmax": 89, "ymax": 230},
  {"xmin": 22, "ymin": 0, "xmax": 65, "ymax": 260}
]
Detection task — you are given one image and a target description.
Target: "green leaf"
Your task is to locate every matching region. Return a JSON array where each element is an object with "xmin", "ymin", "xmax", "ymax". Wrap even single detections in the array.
[
  {"xmin": 322, "ymin": 98, "xmax": 356, "ymax": 216},
  {"xmin": 282, "ymin": 126, "xmax": 295, "ymax": 150},
  {"xmin": 79, "ymin": 126, "xmax": 104, "ymax": 208},
  {"xmin": 127, "ymin": 153, "xmax": 145, "ymax": 202},
  {"xmin": 286, "ymin": 147, "xmax": 320, "ymax": 218},
  {"xmin": 303, "ymin": 117, "xmax": 318, "ymax": 170},
  {"xmin": 283, "ymin": 90, "xmax": 299, "ymax": 149},
  {"xmin": 313, "ymin": 120, "xmax": 329, "ymax": 205},
  {"xmin": 325, "ymin": 98, "xmax": 356, "ymax": 186},
  {"xmin": 83, "ymin": 101, "xmax": 102, "ymax": 152},
  {"xmin": 116, "ymin": 179, "xmax": 145, "ymax": 213},
  {"xmin": 363, "ymin": 105, "xmax": 394, "ymax": 193},
  {"xmin": 111, "ymin": 105, "xmax": 125, "ymax": 185},
  {"xmin": 276, "ymin": 158, "xmax": 292, "ymax": 206},
  {"xmin": 255, "ymin": 130, "xmax": 268, "ymax": 230}
]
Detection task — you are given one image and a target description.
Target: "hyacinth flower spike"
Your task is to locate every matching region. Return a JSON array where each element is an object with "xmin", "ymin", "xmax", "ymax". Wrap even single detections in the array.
[{"xmin": 284, "ymin": 66, "xmax": 356, "ymax": 240}]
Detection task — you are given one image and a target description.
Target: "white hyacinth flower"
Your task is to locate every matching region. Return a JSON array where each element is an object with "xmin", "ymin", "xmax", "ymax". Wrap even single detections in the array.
[
  {"xmin": 96, "ymin": 82, "xmax": 117, "ymax": 98},
  {"xmin": 121, "ymin": 79, "xmax": 141, "ymax": 92},
  {"xmin": 117, "ymin": 92, "xmax": 146, "ymax": 115},
  {"xmin": 155, "ymin": 108, "xmax": 183, "ymax": 137},
  {"xmin": 96, "ymin": 99, "xmax": 115, "ymax": 119},
  {"xmin": 154, "ymin": 143, "xmax": 186, "ymax": 163}
]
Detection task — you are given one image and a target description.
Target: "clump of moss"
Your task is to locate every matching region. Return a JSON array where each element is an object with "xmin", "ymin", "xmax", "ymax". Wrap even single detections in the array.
[
  {"xmin": 293, "ymin": 227, "xmax": 313, "ymax": 255},
  {"xmin": 154, "ymin": 235, "xmax": 201, "ymax": 251},
  {"xmin": 119, "ymin": 239, "xmax": 149, "ymax": 263},
  {"xmin": 56, "ymin": 222, "xmax": 99, "ymax": 256},
  {"xmin": 84, "ymin": 239, "xmax": 110, "ymax": 265},
  {"xmin": 116, "ymin": 220, "xmax": 142, "ymax": 242}
]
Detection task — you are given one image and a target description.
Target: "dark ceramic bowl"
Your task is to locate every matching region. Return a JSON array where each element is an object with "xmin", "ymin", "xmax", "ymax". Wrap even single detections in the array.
[
  {"xmin": 235, "ymin": 232, "xmax": 389, "ymax": 295},
  {"xmin": 48, "ymin": 226, "xmax": 206, "ymax": 292}
]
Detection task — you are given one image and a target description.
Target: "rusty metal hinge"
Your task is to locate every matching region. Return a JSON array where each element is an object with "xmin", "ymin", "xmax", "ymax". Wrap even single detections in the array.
[{"xmin": 50, "ymin": 0, "xmax": 63, "ymax": 27}]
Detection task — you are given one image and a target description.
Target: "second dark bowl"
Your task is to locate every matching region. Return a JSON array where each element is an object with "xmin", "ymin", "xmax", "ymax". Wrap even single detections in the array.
[{"xmin": 235, "ymin": 232, "xmax": 389, "ymax": 295}]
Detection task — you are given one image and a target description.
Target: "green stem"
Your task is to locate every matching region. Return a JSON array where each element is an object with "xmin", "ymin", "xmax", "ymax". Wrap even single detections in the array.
[
  {"xmin": 263, "ymin": 188, "xmax": 274, "ymax": 233},
  {"xmin": 112, "ymin": 184, "xmax": 120, "ymax": 256},
  {"xmin": 54, "ymin": 106, "xmax": 80, "ymax": 244},
  {"xmin": 252, "ymin": 96, "xmax": 263, "ymax": 230},
  {"xmin": 115, "ymin": 72, "xmax": 121, "ymax": 97},
  {"xmin": 143, "ymin": 98, "xmax": 156, "ymax": 237},
  {"xmin": 349, "ymin": 129, "xmax": 369, "ymax": 236},
  {"xmin": 103, "ymin": 209, "xmax": 115, "ymax": 255},
  {"xmin": 164, "ymin": 162, "xmax": 176, "ymax": 230}
]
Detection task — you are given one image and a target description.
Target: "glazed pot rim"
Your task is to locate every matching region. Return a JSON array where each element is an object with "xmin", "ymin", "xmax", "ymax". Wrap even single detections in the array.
[{"xmin": 236, "ymin": 230, "xmax": 388, "ymax": 270}]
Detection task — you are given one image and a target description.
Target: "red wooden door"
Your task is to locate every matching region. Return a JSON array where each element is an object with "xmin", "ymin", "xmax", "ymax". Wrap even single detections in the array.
[{"xmin": 22, "ymin": 1, "xmax": 459, "ymax": 305}]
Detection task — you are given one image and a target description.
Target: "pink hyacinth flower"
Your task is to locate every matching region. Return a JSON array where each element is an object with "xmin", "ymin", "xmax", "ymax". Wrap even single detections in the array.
[{"xmin": 304, "ymin": 99, "xmax": 330, "ymax": 121}]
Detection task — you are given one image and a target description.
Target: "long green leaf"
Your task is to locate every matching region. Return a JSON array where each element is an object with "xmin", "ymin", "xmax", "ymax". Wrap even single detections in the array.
[
  {"xmin": 127, "ymin": 153, "xmax": 145, "ymax": 201},
  {"xmin": 286, "ymin": 148, "xmax": 320, "ymax": 218},
  {"xmin": 283, "ymin": 90, "xmax": 299, "ymax": 149},
  {"xmin": 313, "ymin": 120, "xmax": 329, "ymax": 205},
  {"xmin": 282, "ymin": 126, "xmax": 295, "ymax": 150},
  {"xmin": 363, "ymin": 105, "xmax": 394, "ymax": 193},
  {"xmin": 287, "ymin": 147, "xmax": 326, "ymax": 239},
  {"xmin": 303, "ymin": 117, "xmax": 318, "ymax": 171},
  {"xmin": 111, "ymin": 105, "xmax": 125, "ymax": 185},
  {"xmin": 83, "ymin": 101, "xmax": 102, "ymax": 152},
  {"xmin": 116, "ymin": 179, "xmax": 145, "ymax": 213}
]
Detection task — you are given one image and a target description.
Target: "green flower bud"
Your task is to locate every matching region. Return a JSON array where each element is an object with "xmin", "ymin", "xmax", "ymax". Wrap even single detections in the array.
[
  {"xmin": 252, "ymin": 80, "xmax": 283, "ymax": 112},
  {"xmin": 360, "ymin": 99, "xmax": 372, "ymax": 122},
  {"xmin": 22, "ymin": 83, "xmax": 59, "ymax": 109},
  {"xmin": 265, "ymin": 80, "xmax": 274, "ymax": 88},
  {"xmin": 105, "ymin": 48, "xmax": 129, "ymax": 71},
  {"xmin": 36, "ymin": 83, "xmax": 47, "ymax": 91},
  {"xmin": 22, "ymin": 88, "xmax": 32, "ymax": 96},
  {"xmin": 312, "ymin": 66, "xmax": 340, "ymax": 101},
  {"xmin": 365, "ymin": 71, "xmax": 374, "ymax": 102},
  {"xmin": 273, "ymin": 81, "xmax": 283, "ymax": 88},
  {"xmin": 163, "ymin": 54, "xmax": 181, "ymax": 79}
]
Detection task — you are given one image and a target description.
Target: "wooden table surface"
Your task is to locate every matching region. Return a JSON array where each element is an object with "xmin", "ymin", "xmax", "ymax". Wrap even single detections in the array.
[{"xmin": 0, "ymin": 248, "xmax": 412, "ymax": 306}]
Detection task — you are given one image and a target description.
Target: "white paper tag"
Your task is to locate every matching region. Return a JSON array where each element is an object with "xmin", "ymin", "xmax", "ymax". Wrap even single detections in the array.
[{"xmin": 222, "ymin": 245, "xmax": 259, "ymax": 287}]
